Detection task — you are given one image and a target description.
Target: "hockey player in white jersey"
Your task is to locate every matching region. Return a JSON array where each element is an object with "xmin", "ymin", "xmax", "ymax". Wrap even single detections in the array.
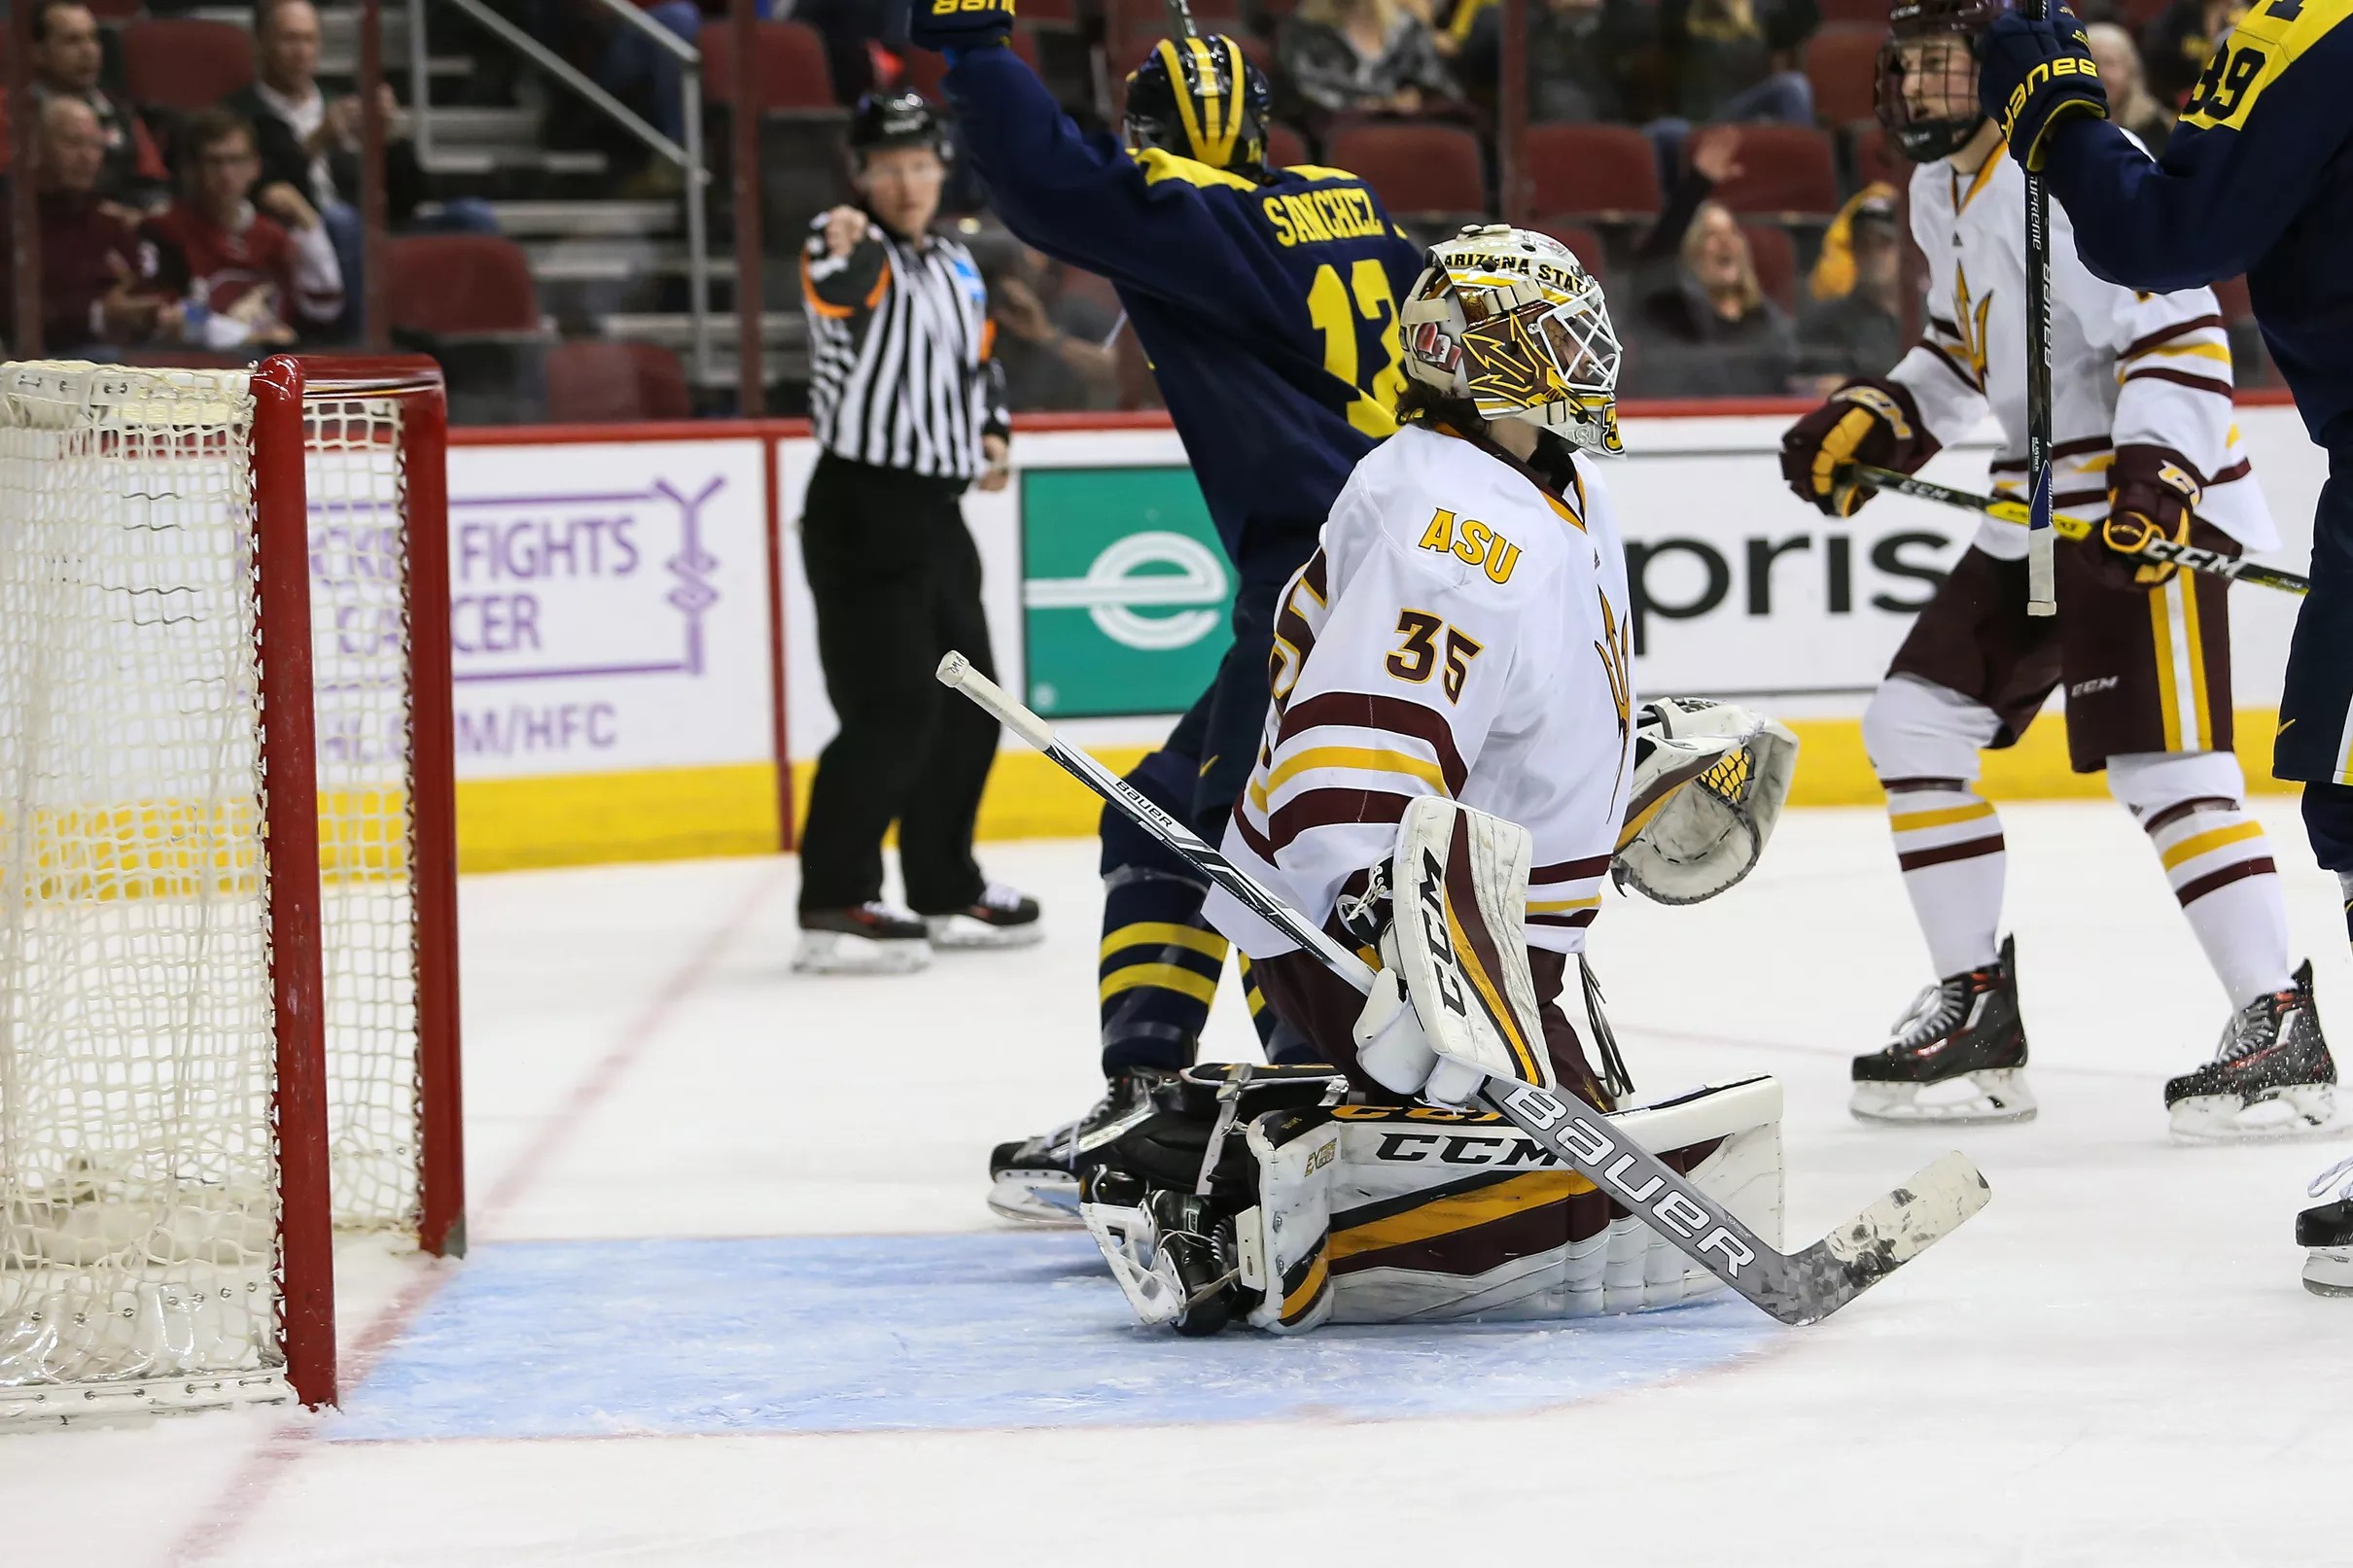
[
  {"xmin": 1780, "ymin": 0, "xmax": 2336, "ymax": 1139},
  {"xmin": 1064, "ymin": 227, "xmax": 1803, "ymax": 1337}
]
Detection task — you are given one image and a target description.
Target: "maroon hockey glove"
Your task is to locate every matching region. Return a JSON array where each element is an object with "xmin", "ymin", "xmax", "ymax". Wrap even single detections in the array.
[
  {"xmin": 2098, "ymin": 444, "xmax": 2203, "ymax": 589},
  {"xmin": 1778, "ymin": 378, "xmax": 1939, "ymax": 517}
]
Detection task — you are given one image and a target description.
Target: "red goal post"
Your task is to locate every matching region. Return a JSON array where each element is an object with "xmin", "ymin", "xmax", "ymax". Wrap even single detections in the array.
[{"xmin": 0, "ymin": 354, "xmax": 462, "ymax": 1421}]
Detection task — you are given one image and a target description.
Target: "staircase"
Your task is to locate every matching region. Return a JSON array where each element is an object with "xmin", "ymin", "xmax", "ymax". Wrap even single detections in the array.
[{"xmin": 195, "ymin": 0, "xmax": 808, "ymax": 411}]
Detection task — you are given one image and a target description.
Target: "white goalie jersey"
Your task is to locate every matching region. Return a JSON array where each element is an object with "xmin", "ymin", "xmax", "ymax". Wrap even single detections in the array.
[
  {"xmin": 1894, "ymin": 142, "xmax": 2276, "ymax": 555},
  {"xmin": 1206, "ymin": 420, "xmax": 1635, "ymax": 962}
]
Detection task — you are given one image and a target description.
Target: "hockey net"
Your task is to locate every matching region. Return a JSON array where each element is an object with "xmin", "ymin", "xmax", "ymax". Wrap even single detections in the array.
[{"xmin": 0, "ymin": 357, "xmax": 461, "ymax": 1421}]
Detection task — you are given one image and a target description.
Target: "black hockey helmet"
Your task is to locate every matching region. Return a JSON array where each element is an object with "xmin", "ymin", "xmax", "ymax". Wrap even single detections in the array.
[
  {"xmin": 1875, "ymin": 0, "xmax": 2009, "ymax": 162},
  {"xmin": 1123, "ymin": 35, "xmax": 1271, "ymax": 173},
  {"xmin": 849, "ymin": 89, "xmax": 947, "ymax": 165}
]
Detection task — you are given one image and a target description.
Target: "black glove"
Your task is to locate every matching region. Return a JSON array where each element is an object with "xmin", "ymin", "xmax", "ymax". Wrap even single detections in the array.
[
  {"xmin": 907, "ymin": 0, "xmax": 1015, "ymax": 54},
  {"xmin": 1778, "ymin": 378, "xmax": 1939, "ymax": 517},
  {"xmin": 2095, "ymin": 444, "xmax": 2203, "ymax": 590},
  {"xmin": 1978, "ymin": 7, "xmax": 2110, "ymax": 173}
]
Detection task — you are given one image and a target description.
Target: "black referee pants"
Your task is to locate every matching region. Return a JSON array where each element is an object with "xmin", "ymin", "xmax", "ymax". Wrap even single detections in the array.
[{"xmin": 797, "ymin": 453, "xmax": 1000, "ymax": 916}]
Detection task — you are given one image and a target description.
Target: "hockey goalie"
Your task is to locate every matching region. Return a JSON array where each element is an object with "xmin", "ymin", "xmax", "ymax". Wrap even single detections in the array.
[{"xmin": 1070, "ymin": 226, "xmax": 1801, "ymax": 1335}]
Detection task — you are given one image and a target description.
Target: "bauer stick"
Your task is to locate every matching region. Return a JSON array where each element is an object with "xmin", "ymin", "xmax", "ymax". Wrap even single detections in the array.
[
  {"xmin": 2021, "ymin": 0, "xmax": 2059, "ymax": 617},
  {"xmin": 936, "ymin": 650, "xmax": 1991, "ymax": 1327},
  {"xmin": 1844, "ymin": 462, "xmax": 2312, "ymax": 597}
]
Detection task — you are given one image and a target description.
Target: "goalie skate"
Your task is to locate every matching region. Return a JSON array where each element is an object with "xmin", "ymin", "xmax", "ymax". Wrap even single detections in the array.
[
  {"xmin": 1850, "ymin": 936, "xmax": 2036, "ymax": 1126},
  {"xmin": 986, "ymin": 1067, "xmax": 1184, "ymax": 1224},
  {"xmin": 2164, "ymin": 961, "xmax": 2349, "ymax": 1143},
  {"xmin": 2299, "ymin": 1155, "xmax": 2353, "ymax": 1297}
]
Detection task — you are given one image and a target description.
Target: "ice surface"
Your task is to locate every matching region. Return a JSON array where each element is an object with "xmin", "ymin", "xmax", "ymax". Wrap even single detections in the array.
[{"xmin": 8, "ymin": 802, "xmax": 2353, "ymax": 1567}]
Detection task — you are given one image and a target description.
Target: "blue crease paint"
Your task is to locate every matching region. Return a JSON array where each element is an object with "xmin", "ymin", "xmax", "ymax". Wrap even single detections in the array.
[{"xmin": 329, "ymin": 1233, "xmax": 1774, "ymax": 1442}]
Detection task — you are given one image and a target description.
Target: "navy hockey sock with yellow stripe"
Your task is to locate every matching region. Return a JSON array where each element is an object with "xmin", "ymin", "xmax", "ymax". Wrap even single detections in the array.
[{"xmin": 1100, "ymin": 749, "xmax": 1223, "ymax": 1075}]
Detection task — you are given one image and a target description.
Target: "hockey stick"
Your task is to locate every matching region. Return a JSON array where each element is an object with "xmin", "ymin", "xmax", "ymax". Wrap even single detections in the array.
[
  {"xmin": 1164, "ymin": 0, "xmax": 1199, "ymax": 36},
  {"xmin": 2021, "ymin": 0, "xmax": 2058, "ymax": 618},
  {"xmin": 936, "ymin": 650, "xmax": 1991, "ymax": 1327},
  {"xmin": 1844, "ymin": 462, "xmax": 2311, "ymax": 596}
]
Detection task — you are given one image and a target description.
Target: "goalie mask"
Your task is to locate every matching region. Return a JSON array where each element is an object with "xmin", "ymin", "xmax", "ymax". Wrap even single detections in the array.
[
  {"xmin": 1124, "ymin": 35, "xmax": 1271, "ymax": 173},
  {"xmin": 1875, "ymin": 0, "xmax": 2005, "ymax": 163},
  {"xmin": 1400, "ymin": 225, "xmax": 1624, "ymax": 457}
]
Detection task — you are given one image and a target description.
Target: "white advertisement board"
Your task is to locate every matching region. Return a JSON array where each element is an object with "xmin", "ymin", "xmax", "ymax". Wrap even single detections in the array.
[{"xmin": 443, "ymin": 438, "xmax": 777, "ymax": 782}]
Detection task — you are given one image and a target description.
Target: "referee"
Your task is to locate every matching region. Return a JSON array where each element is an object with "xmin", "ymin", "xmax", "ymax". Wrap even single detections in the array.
[{"xmin": 793, "ymin": 91, "xmax": 1039, "ymax": 975}]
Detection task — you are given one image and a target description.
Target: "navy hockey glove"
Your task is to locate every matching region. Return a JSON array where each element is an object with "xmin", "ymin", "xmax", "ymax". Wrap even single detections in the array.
[
  {"xmin": 1978, "ymin": 8, "xmax": 2109, "ymax": 173},
  {"xmin": 2097, "ymin": 444, "xmax": 2204, "ymax": 590},
  {"xmin": 907, "ymin": 0, "xmax": 1015, "ymax": 53},
  {"xmin": 1778, "ymin": 378, "xmax": 1938, "ymax": 517}
]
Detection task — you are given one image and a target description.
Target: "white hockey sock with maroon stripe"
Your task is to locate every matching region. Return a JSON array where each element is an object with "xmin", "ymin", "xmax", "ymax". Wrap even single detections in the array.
[
  {"xmin": 1885, "ymin": 778, "xmax": 2006, "ymax": 978},
  {"xmin": 2141, "ymin": 796, "xmax": 2293, "ymax": 1009}
]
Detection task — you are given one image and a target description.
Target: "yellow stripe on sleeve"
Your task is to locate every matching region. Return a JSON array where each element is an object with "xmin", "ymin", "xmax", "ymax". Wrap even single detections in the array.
[{"xmin": 1262, "ymin": 746, "xmax": 1448, "ymax": 799}]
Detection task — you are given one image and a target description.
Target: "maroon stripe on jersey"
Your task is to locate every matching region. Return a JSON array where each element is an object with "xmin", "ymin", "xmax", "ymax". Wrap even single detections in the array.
[
  {"xmin": 1300, "ymin": 547, "xmax": 1329, "ymax": 604},
  {"xmin": 2176, "ymin": 856, "xmax": 2277, "ymax": 907},
  {"xmin": 2054, "ymin": 487, "xmax": 2111, "ymax": 509},
  {"xmin": 1530, "ymin": 853, "xmax": 1611, "ymax": 884},
  {"xmin": 1231, "ymin": 800, "xmax": 1277, "ymax": 863},
  {"xmin": 2210, "ymin": 457, "xmax": 2253, "ymax": 485},
  {"xmin": 1883, "ymin": 776, "xmax": 1970, "ymax": 794},
  {"xmin": 1897, "ymin": 833, "xmax": 2006, "ymax": 872},
  {"xmin": 2141, "ymin": 796, "xmax": 2239, "ymax": 836},
  {"xmin": 1528, "ymin": 908, "xmax": 1599, "ymax": 929},
  {"xmin": 1926, "ymin": 313, "xmax": 1961, "ymax": 338},
  {"xmin": 1273, "ymin": 597, "xmax": 1318, "ymax": 672},
  {"xmin": 1278, "ymin": 691, "xmax": 1469, "ymax": 794},
  {"xmin": 2121, "ymin": 314, "xmax": 2226, "ymax": 361},
  {"xmin": 2123, "ymin": 366, "xmax": 2232, "ymax": 396},
  {"xmin": 1267, "ymin": 787, "xmax": 1416, "ymax": 854},
  {"xmin": 1917, "ymin": 342, "xmax": 1981, "ymax": 393}
]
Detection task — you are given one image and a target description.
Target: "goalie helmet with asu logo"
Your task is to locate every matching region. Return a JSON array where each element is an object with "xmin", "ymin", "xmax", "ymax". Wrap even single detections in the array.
[
  {"xmin": 1123, "ymin": 35, "xmax": 1272, "ymax": 173},
  {"xmin": 1876, "ymin": 0, "xmax": 2010, "ymax": 162},
  {"xmin": 1399, "ymin": 224, "xmax": 1624, "ymax": 457}
]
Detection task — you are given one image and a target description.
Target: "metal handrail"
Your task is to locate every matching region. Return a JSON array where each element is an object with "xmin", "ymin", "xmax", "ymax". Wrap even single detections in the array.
[{"xmin": 406, "ymin": 0, "xmax": 713, "ymax": 381}]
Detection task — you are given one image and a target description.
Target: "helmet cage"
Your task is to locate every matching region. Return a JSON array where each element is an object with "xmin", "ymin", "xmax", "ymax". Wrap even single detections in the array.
[
  {"xmin": 1875, "ymin": 0, "xmax": 2003, "ymax": 162},
  {"xmin": 1403, "ymin": 234, "xmax": 1624, "ymax": 457}
]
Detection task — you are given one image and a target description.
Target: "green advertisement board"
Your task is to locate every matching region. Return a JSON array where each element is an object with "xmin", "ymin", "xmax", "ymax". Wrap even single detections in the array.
[{"xmin": 1020, "ymin": 467, "xmax": 1235, "ymax": 718}]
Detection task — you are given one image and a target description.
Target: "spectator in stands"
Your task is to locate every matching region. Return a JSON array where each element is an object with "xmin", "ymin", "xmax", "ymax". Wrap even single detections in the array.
[
  {"xmin": 2140, "ymin": 0, "xmax": 2244, "ymax": 107},
  {"xmin": 1279, "ymin": 0, "xmax": 1458, "ymax": 120},
  {"xmin": 1796, "ymin": 187, "xmax": 1902, "ymax": 385},
  {"xmin": 1660, "ymin": 0, "xmax": 1816, "ymax": 122},
  {"xmin": 28, "ymin": 0, "xmax": 167, "ymax": 210},
  {"xmin": 228, "ymin": 0, "xmax": 494, "ymax": 334},
  {"xmin": 0, "ymin": 96, "xmax": 168, "ymax": 354},
  {"xmin": 2087, "ymin": 21, "xmax": 2174, "ymax": 150},
  {"xmin": 988, "ymin": 247, "xmax": 1119, "ymax": 411},
  {"xmin": 1627, "ymin": 125, "xmax": 1796, "ymax": 395},
  {"xmin": 144, "ymin": 110, "xmax": 343, "ymax": 351},
  {"xmin": 1456, "ymin": 0, "xmax": 1651, "ymax": 123}
]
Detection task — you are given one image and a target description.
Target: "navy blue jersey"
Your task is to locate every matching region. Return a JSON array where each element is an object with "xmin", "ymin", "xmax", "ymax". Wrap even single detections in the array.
[
  {"xmin": 2040, "ymin": 0, "xmax": 2353, "ymax": 449},
  {"xmin": 943, "ymin": 45, "xmax": 1426, "ymax": 553}
]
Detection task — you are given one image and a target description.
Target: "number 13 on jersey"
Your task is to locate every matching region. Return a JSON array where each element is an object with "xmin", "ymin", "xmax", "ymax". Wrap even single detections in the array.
[{"xmin": 1308, "ymin": 261, "xmax": 1409, "ymax": 437}]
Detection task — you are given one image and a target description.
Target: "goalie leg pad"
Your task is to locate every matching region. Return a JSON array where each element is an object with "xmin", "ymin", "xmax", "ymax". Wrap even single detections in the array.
[
  {"xmin": 1242, "ymin": 1078, "xmax": 1786, "ymax": 1332},
  {"xmin": 1387, "ymin": 796, "xmax": 1552, "ymax": 1096}
]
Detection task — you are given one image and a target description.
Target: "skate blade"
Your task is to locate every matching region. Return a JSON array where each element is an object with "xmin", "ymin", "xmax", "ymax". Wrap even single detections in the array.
[
  {"xmin": 987, "ymin": 1170, "xmax": 1082, "ymax": 1226},
  {"xmin": 1850, "ymin": 1069, "xmax": 2037, "ymax": 1127},
  {"xmin": 2168, "ymin": 1084, "xmax": 2353, "ymax": 1145},
  {"xmin": 791, "ymin": 931, "xmax": 932, "ymax": 975},
  {"xmin": 927, "ymin": 914, "xmax": 1045, "ymax": 951},
  {"xmin": 2303, "ymin": 1247, "xmax": 2353, "ymax": 1297}
]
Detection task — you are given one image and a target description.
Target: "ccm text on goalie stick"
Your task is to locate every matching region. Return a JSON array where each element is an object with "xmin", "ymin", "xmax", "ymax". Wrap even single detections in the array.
[{"xmin": 935, "ymin": 651, "xmax": 1992, "ymax": 1326}]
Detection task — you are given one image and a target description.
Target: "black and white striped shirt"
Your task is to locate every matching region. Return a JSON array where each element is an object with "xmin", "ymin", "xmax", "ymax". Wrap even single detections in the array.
[{"xmin": 801, "ymin": 213, "xmax": 1009, "ymax": 480}]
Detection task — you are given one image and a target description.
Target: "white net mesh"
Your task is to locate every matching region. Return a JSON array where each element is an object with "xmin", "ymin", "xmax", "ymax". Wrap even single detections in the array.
[{"xmin": 0, "ymin": 364, "xmax": 428, "ymax": 1414}]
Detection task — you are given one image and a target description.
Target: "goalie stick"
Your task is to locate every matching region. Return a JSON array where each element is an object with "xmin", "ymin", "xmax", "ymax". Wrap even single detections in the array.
[
  {"xmin": 2021, "ymin": 0, "xmax": 2058, "ymax": 619},
  {"xmin": 1843, "ymin": 462, "xmax": 2312, "ymax": 597},
  {"xmin": 936, "ymin": 650, "xmax": 1991, "ymax": 1327}
]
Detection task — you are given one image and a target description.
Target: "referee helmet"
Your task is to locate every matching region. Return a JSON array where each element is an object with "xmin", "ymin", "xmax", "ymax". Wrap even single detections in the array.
[{"xmin": 849, "ymin": 90, "xmax": 948, "ymax": 166}]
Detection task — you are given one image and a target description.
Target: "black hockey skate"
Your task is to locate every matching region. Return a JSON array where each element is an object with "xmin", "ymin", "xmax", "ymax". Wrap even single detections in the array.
[
  {"xmin": 986, "ymin": 1067, "xmax": 1187, "ymax": 1225},
  {"xmin": 925, "ymin": 882, "xmax": 1044, "ymax": 950},
  {"xmin": 2163, "ymin": 960, "xmax": 2345, "ymax": 1142},
  {"xmin": 2298, "ymin": 1155, "xmax": 2353, "ymax": 1297},
  {"xmin": 1850, "ymin": 936, "xmax": 2035, "ymax": 1126}
]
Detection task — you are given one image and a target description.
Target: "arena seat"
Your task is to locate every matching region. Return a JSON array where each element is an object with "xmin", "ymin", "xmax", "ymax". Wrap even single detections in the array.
[
  {"xmin": 385, "ymin": 234, "xmax": 543, "ymax": 336},
  {"xmin": 1806, "ymin": 26, "xmax": 1888, "ymax": 127},
  {"xmin": 123, "ymin": 18, "xmax": 252, "ymax": 111},
  {"xmin": 698, "ymin": 20, "xmax": 833, "ymax": 110},
  {"xmin": 1707, "ymin": 125, "xmax": 1842, "ymax": 219},
  {"xmin": 1527, "ymin": 122, "xmax": 1662, "ymax": 221},
  {"xmin": 1742, "ymin": 223, "xmax": 1801, "ymax": 311},
  {"xmin": 544, "ymin": 341, "xmax": 692, "ymax": 424},
  {"xmin": 1324, "ymin": 122, "xmax": 1487, "ymax": 224}
]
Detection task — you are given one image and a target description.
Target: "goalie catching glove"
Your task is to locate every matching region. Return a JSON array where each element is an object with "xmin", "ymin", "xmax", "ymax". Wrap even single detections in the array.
[{"xmin": 1616, "ymin": 697, "xmax": 1800, "ymax": 906}]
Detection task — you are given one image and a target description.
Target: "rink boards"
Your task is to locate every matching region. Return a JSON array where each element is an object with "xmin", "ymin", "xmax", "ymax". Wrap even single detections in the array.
[{"xmin": 441, "ymin": 400, "xmax": 2323, "ymax": 870}]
